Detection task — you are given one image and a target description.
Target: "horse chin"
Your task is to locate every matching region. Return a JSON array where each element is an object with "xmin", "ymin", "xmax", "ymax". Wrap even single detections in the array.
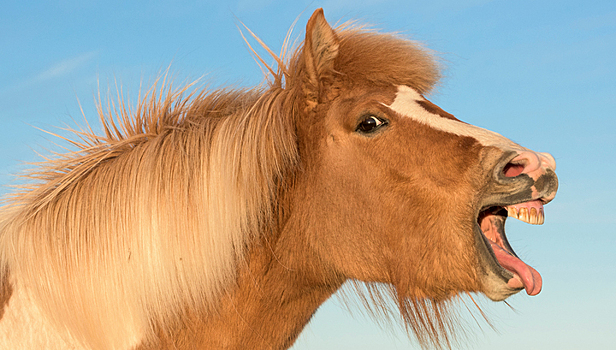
[{"xmin": 474, "ymin": 203, "xmax": 545, "ymax": 301}]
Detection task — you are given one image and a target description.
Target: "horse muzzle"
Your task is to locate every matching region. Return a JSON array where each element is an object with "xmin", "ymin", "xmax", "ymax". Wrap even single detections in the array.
[{"xmin": 475, "ymin": 148, "xmax": 558, "ymax": 301}]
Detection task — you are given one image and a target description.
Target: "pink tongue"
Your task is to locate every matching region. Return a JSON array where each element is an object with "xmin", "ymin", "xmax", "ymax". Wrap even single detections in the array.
[{"xmin": 490, "ymin": 242, "xmax": 542, "ymax": 296}]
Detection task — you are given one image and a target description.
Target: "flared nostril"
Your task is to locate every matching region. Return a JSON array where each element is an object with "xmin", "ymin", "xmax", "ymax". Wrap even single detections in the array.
[
  {"xmin": 499, "ymin": 151, "xmax": 557, "ymax": 179},
  {"xmin": 503, "ymin": 162, "xmax": 525, "ymax": 177},
  {"xmin": 509, "ymin": 151, "xmax": 542, "ymax": 176}
]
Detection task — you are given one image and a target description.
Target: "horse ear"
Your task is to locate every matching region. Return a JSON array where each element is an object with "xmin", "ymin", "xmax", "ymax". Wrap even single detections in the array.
[{"xmin": 302, "ymin": 8, "xmax": 339, "ymax": 110}]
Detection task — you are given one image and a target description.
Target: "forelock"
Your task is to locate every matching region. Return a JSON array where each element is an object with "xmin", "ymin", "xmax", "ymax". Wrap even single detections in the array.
[{"xmin": 334, "ymin": 28, "xmax": 441, "ymax": 94}]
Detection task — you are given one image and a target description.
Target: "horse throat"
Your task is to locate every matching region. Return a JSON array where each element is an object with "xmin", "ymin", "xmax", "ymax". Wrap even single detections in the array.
[{"xmin": 138, "ymin": 231, "xmax": 340, "ymax": 350}]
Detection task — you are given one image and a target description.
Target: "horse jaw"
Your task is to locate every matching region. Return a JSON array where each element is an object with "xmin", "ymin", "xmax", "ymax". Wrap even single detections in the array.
[{"xmin": 385, "ymin": 85, "xmax": 558, "ymax": 301}]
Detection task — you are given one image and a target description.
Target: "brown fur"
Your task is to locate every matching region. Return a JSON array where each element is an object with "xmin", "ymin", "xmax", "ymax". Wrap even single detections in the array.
[
  {"xmin": 0, "ymin": 269, "xmax": 11, "ymax": 321},
  {"xmin": 0, "ymin": 8, "xmax": 557, "ymax": 350}
]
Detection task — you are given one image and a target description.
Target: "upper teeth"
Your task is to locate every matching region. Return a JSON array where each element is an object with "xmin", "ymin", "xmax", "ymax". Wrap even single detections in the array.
[{"xmin": 507, "ymin": 206, "xmax": 544, "ymax": 225}]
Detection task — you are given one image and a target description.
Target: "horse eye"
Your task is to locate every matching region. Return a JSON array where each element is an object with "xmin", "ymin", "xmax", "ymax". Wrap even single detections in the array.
[{"xmin": 356, "ymin": 115, "xmax": 387, "ymax": 134}]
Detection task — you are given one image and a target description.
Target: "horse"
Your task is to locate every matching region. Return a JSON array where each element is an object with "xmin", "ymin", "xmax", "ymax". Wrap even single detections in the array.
[{"xmin": 0, "ymin": 8, "xmax": 558, "ymax": 350}]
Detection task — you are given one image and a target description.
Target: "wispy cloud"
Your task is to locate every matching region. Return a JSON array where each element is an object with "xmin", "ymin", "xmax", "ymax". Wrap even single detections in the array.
[
  {"xmin": 33, "ymin": 51, "xmax": 98, "ymax": 83},
  {"xmin": 7, "ymin": 51, "xmax": 99, "ymax": 93}
]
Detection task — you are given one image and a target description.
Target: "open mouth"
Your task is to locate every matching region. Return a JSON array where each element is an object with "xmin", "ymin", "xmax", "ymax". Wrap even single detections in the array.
[{"xmin": 477, "ymin": 199, "xmax": 545, "ymax": 296}]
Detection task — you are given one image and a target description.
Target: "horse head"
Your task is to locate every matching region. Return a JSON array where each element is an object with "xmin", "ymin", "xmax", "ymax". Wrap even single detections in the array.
[{"xmin": 284, "ymin": 8, "xmax": 558, "ymax": 342}]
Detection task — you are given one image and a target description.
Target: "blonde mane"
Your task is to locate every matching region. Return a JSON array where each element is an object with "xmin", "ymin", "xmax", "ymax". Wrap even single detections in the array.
[
  {"xmin": 0, "ymin": 80, "xmax": 299, "ymax": 348},
  {"xmin": 0, "ymin": 23, "xmax": 440, "ymax": 349}
]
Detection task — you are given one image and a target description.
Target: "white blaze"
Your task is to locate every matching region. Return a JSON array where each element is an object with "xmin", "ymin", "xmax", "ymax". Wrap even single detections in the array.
[{"xmin": 386, "ymin": 85, "xmax": 524, "ymax": 151}]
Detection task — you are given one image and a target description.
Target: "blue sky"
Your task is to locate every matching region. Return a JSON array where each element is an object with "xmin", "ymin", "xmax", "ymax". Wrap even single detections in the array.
[{"xmin": 1, "ymin": 1, "xmax": 614, "ymax": 349}]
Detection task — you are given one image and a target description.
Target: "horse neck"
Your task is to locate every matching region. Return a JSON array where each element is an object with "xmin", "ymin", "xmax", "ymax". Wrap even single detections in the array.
[{"xmin": 140, "ymin": 217, "xmax": 342, "ymax": 350}]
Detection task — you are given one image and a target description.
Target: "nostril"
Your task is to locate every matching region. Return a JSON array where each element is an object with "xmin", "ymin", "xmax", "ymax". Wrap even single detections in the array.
[{"xmin": 503, "ymin": 162, "xmax": 524, "ymax": 177}]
